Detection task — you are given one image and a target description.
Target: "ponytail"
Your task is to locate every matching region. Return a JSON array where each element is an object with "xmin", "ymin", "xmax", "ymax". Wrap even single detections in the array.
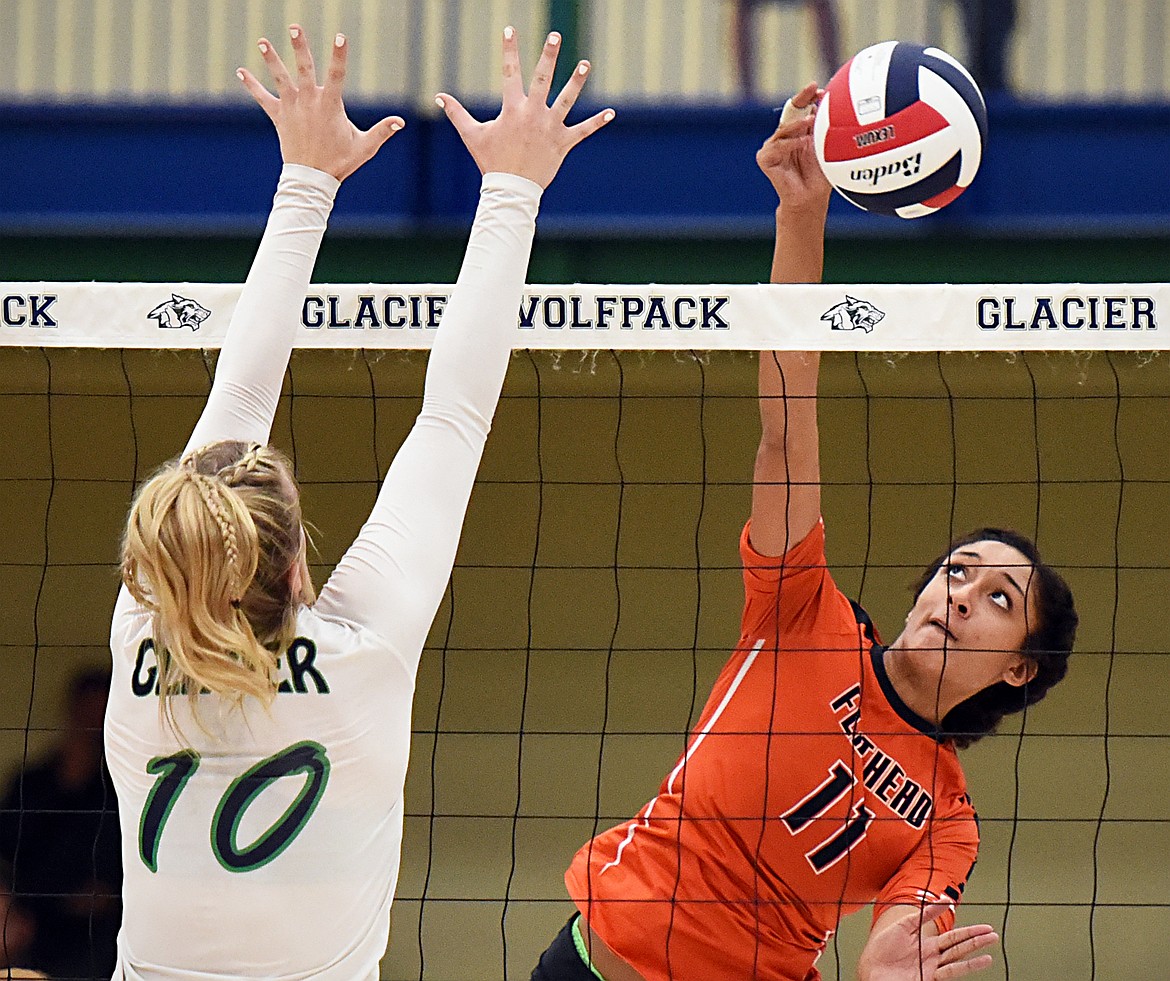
[{"xmin": 121, "ymin": 441, "xmax": 308, "ymax": 734}]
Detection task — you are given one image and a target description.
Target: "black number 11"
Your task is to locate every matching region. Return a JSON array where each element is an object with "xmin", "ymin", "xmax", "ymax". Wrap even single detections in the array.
[{"xmin": 780, "ymin": 760, "xmax": 874, "ymax": 873}]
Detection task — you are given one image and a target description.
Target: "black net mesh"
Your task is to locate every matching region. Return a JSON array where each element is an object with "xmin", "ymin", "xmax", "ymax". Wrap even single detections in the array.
[{"xmin": 0, "ymin": 346, "xmax": 1166, "ymax": 980}]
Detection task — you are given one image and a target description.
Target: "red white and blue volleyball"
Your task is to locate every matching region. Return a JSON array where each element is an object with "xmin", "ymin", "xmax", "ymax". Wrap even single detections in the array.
[{"xmin": 813, "ymin": 41, "xmax": 988, "ymax": 219}]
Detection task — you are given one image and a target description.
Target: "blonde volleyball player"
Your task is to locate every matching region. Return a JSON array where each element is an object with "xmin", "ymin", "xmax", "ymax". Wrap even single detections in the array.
[
  {"xmin": 537, "ymin": 85, "xmax": 1077, "ymax": 981},
  {"xmin": 108, "ymin": 25, "xmax": 612, "ymax": 980}
]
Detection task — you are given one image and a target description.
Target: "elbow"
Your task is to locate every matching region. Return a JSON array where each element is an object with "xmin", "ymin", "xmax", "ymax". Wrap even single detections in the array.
[
  {"xmin": 417, "ymin": 399, "xmax": 492, "ymax": 448},
  {"xmin": 758, "ymin": 400, "xmax": 818, "ymax": 459},
  {"xmin": 755, "ymin": 433, "xmax": 819, "ymax": 486},
  {"xmin": 757, "ymin": 418, "xmax": 791, "ymax": 452},
  {"xmin": 757, "ymin": 423, "xmax": 809, "ymax": 464}
]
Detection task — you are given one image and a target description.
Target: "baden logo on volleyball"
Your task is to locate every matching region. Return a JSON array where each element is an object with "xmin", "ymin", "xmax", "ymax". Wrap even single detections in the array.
[
  {"xmin": 148, "ymin": 294, "xmax": 211, "ymax": 331},
  {"xmin": 821, "ymin": 296, "xmax": 885, "ymax": 332},
  {"xmin": 814, "ymin": 40, "xmax": 988, "ymax": 219},
  {"xmin": 852, "ymin": 152, "xmax": 922, "ymax": 187}
]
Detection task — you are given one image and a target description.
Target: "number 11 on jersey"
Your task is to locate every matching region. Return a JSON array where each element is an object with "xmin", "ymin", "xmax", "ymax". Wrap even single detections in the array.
[{"xmin": 781, "ymin": 760, "xmax": 874, "ymax": 873}]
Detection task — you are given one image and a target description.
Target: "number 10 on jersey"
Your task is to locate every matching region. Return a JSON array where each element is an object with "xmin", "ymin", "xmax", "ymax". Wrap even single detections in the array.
[{"xmin": 139, "ymin": 741, "xmax": 331, "ymax": 873}]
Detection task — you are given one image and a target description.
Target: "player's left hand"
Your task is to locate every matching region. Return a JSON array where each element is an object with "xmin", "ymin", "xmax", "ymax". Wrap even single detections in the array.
[
  {"xmin": 237, "ymin": 25, "xmax": 405, "ymax": 182},
  {"xmin": 756, "ymin": 81, "xmax": 832, "ymax": 213},
  {"xmin": 436, "ymin": 27, "xmax": 614, "ymax": 190},
  {"xmin": 858, "ymin": 903, "xmax": 998, "ymax": 981}
]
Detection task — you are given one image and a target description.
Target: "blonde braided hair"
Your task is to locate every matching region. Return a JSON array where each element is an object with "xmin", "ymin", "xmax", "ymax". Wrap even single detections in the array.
[
  {"xmin": 123, "ymin": 440, "xmax": 310, "ymax": 736},
  {"xmin": 185, "ymin": 471, "xmax": 242, "ymax": 583},
  {"xmin": 214, "ymin": 443, "xmax": 263, "ymax": 488}
]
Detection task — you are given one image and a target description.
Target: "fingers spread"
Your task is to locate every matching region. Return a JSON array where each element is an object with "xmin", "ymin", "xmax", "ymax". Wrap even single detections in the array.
[
  {"xmin": 936, "ymin": 954, "xmax": 995, "ymax": 980},
  {"xmin": 288, "ymin": 24, "xmax": 317, "ymax": 86},
  {"xmin": 371, "ymin": 114, "xmax": 406, "ymax": 142},
  {"xmin": 352, "ymin": 115, "xmax": 405, "ymax": 170},
  {"xmin": 236, "ymin": 67, "xmax": 279, "ymax": 119},
  {"xmin": 939, "ymin": 924, "xmax": 997, "ymax": 951},
  {"xmin": 501, "ymin": 26, "xmax": 525, "ymax": 105},
  {"xmin": 550, "ymin": 60, "xmax": 589, "ymax": 122},
  {"xmin": 324, "ymin": 32, "xmax": 348, "ymax": 102},
  {"xmin": 436, "ymin": 93, "xmax": 480, "ymax": 143},
  {"xmin": 258, "ymin": 38, "xmax": 295, "ymax": 96},
  {"xmin": 528, "ymin": 31, "xmax": 561, "ymax": 105},
  {"xmin": 566, "ymin": 107, "xmax": 615, "ymax": 149},
  {"xmin": 939, "ymin": 930, "xmax": 998, "ymax": 965}
]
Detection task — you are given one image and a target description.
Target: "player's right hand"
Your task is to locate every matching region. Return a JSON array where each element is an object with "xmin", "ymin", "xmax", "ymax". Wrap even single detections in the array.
[
  {"xmin": 757, "ymin": 80, "xmax": 832, "ymax": 213},
  {"xmin": 858, "ymin": 903, "xmax": 998, "ymax": 981},
  {"xmin": 237, "ymin": 25, "xmax": 405, "ymax": 182},
  {"xmin": 437, "ymin": 27, "xmax": 615, "ymax": 189}
]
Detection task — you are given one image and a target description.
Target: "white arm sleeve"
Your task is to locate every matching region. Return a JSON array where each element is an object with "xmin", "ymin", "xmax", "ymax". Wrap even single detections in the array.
[
  {"xmin": 184, "ymin": 163, "xmax": 340, "ymax": 457},
  {"xmin": 113, "ymin": 164, "xmax": 338, "ymax": 620},
  {"xmin": 314, "ymin": 172, "xmax": 542, "ymax": 673}
]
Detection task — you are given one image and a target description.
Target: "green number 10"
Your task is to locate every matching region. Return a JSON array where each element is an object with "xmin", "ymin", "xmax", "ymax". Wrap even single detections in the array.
[{"xmin": 138, "ymin": 741, "xmax": 330, "ymax": 874}]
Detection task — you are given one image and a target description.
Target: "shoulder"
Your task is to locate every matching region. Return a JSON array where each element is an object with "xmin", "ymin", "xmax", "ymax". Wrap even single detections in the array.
[
  {"xmin": 740, "ymin": 516, "xmax": 827, "ymax": 572},
  {"xmin": 739, "ymin": 517, "xmax": 836, "ymax": 600},
  {"xmin": 110, "ymin": 588, "xmax": 151, "ymax": 646}
]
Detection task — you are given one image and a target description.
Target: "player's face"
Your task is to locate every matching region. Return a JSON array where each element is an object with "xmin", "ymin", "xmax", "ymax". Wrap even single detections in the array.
[{"xmin": 902, "ymin": 541, "xmax": 1040, "ymax": 699}]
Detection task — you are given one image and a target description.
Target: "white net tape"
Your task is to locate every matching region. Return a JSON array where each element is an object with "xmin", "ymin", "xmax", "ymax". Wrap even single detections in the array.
[{"xmin": 0, "ymin": 283, "xmax": 1166, "ymax": 350}]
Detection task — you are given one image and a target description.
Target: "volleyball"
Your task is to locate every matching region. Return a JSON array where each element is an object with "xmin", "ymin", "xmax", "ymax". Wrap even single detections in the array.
[{"xmin": 813, "ymin": 41, "xmax": 988, "ymax": 219}]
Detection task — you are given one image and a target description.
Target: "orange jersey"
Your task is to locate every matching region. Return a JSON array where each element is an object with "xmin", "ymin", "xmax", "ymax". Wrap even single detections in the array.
[{"xmin": 566, "ymin": 520, "xmax": 979, "ymax": 981}]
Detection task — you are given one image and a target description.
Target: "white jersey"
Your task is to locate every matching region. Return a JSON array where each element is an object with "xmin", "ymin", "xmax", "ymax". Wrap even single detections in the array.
[{"xmin": 106, "ymin": 165, "xmax": 542, "ymax": 980}]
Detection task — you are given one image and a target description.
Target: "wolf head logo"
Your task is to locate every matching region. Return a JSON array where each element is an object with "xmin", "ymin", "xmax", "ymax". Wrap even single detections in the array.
[
  {"xmin": 148, "ymin": 294, "xmax": 211, "ymax": 331},
  {"xmin": 820, "ymin": 295, "xmax": 886, "ymax": 333}
]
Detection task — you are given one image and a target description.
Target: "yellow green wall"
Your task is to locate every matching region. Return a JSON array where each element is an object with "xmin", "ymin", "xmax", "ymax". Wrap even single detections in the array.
[{"xmin": 0, "ymin": 347, "xmax": 1166, "ymax": 979}]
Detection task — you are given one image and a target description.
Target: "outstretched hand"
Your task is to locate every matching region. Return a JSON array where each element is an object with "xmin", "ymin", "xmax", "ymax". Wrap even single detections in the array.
[
  {"xmin": 858, "ymin": 903, "xmax": 999, "ymax": 981},
  {"xmin": 437, "ymin": 27, "xmax": 614, "ymax": 189},
  {"xmin": 237, "ymin": 25, "xmax": 404, "ymax": 182},
  {"xmin": 756, "ymin": 80, "xmax": 832, "ymax": 212}
]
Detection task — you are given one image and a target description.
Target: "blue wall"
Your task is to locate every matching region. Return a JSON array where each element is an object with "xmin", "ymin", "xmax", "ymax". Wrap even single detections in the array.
[{"xmin": 2, "ymin": 97, "xmax": 1169, "ymax": 237}]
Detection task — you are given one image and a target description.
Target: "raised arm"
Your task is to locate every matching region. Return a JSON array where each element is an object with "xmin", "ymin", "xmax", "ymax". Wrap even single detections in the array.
[
  {"xmin": 750, "ymin": 84, "xmax": 833, "ymax": 557},
  {"xmin": 184, "ymin": 26, "xmax": 402, "ymax": 456},
  {"xmin": 315, "ymin": 29, "xmax": 612, "ymax": 665}
]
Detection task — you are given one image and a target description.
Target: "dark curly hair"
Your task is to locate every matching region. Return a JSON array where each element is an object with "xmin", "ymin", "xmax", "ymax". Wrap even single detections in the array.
[{"xmin": 910, "ymin": 528, "xmax": 1077, "ymax": 749}]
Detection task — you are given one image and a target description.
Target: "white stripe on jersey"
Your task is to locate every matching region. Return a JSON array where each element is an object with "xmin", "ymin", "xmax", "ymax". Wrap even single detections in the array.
[{"xmin": 600, "ymin": 639, "xmax": 765, "ymax": 874}]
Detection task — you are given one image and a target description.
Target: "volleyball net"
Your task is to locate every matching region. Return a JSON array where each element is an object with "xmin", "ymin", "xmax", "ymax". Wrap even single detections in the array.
[
  {"xmin": 1, "ymin": 282, "xmax": 1167, "ymax": 980},
  {"xmin": 3, "ymin": 282, "xmax": 1164, "ymax": 350}
]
